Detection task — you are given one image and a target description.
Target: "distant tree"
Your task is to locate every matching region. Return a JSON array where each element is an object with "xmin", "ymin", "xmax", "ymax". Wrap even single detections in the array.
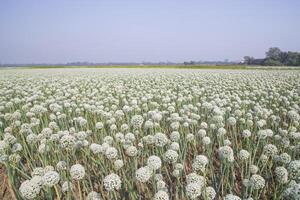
[
  {"xmin": 243, "ymin": 56, "xmax": 255, "ymax": 65},
  {"xmin": 286, "ymin": 51, "xmax": 299, "ymax": 66},
  {"xmin": 266, "ymin": 47, "xmax": 282, "ymax": 60},
  {"xmin": 264, "ymin": 47, "xmax": 283, "ymax": 65},
  {"xmin": 243, "ymin": 47, "xmax": 300, "ymax": 67},
  {"xmin": 279, "ymin": 51, "xmax": 289, "ymax": 65},
  {"xmin": 264, "ymin": 58, "xmax": 282, "ymax": 66}
]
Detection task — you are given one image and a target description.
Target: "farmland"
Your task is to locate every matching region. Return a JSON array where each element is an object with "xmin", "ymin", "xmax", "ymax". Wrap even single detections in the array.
[{"xmin": 0, "ymin": 68, "xmax": 300, "ymax": 199}]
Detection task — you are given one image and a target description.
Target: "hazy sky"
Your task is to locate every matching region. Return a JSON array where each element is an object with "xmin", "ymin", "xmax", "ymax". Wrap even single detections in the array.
[{"xmin": 1, "ymin": 0, "xmax": 300, "ymax": 63}]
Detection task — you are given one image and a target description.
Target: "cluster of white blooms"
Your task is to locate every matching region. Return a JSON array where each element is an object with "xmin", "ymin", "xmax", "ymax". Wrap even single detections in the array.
[
  {"xmin": 1, "ymin": 69, "xmax": 300, "ymax": 199},
  {"xmin": 90, "ymin": 143, "xmax": 102, "ymax": 154},
  {"xmin": 163, "ymin": 149, "xmax": 178, "ymax": 164},
  {"xmin": 238, "ymin": 149, "xmax": 250, "ymax": 161},
  {"xmin": 275, "ymin": 167, "xmax": 288, "ymax": 183},
  {"xmin": 153, "ymin": 190, "xmax": 169, "ymax": 200},
  {"xmin": 43, "ymin": 171, "xmax": 60, "ymax": 187},
  {"xmin": 224, "ymin": 194, "xmax": 241, "ymax": 200},
  {"xmin": 70, "ymin": 164, "xmax": 85, "ymax": 180},
  {"xmin": 218, "ymin": 146, "xmax": 234, "ymax": 163},
  {"xmin": 86, "ymin": 191, "xmax": 101, "ymax": 200},
  {"xmin": 287, "ymin": 160, "xmax": 300, "ymax": 179},
  {"xmin": 105, "ymin": 147, "xmax": 118, "ymax": 160},
  {"xmin": 154, "ymin": 132, "xmax": 169, "ymax": 147},
  {"xmin": 147, "ymin": 155, "xmax": 162, "ymax": 170},
  {"xmin": 283, "ymin": 182, "xmax": 300, "ymax": 200},
  {"xmin": 192, "ymin": 155, "xmax": 208, "ymax": 172},
  {"xmin": 249, "ymin": 174, "xmax": 265, "ymax": 190},
  {"xmin": 136, "ymin": 166, "xmax": 153, "ymax": 183},
  {"xmin": 203, "ymin": 186, "xmax": 216, "ymax": 200},
  {"xmin": 19, "ymin": 180, "xmax": 41, "ymax": 199},
  {"xmin": 185, "ymin": 173, "xmax": 205, "ymax": 199},
  {"xmin": 114, "ymin": 159, "xmax": 124, "ymax": 170},
  {"xmin": 125, "ymin": 145, "xmax": 138, "ymax": 157},
  {"xmin": 103, "ymin": 173, "xmax": 122, "ymax": 191},
  {"xmin": 130, "ymin": 115, "xmax": 144, "ymax": 129}
]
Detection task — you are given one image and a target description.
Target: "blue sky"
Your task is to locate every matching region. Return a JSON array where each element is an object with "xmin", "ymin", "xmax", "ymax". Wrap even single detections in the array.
[{"xmin": 0, "ymin": 0, "xmax": 299, "ymax": 63}]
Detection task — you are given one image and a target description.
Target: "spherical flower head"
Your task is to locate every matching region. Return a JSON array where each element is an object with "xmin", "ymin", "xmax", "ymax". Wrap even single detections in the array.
[
  {"xmin": 186, "ymin": 183, "xmax": 202, "ymax": 199},
  {"xmin": 11, "ymin": 143, "xmax": 22, "ymax": 153},
  {"xmin": 186, "ymin": 133, "xmax": 195, "ymax": 142},
  {"xmin": 105, "ymin": 147, "xmax": 118, "ymax": 160},
  {"xmin": 86, "ymin": 191, "xmax": 101, "ymax": 200},
  {"xmin": 250, "ymin": 165, "xmax": 259, "ymax": 174},
  {"xmin": 280, "ymin": 153, "xmax": 291, "ymax": 164},
  {"xmin": 70, "ymin": 164, "xmax": 85, "ymax": 180},
  {"xmin": 43, "ymin": 171, "xmax": 60, "ymax": 187},
  {"xmin": 19, "ymin": 180, "xmax": 41, "ymax": 199},
  {"xmin": 263, "ymin": 144, "xmax": 278, "ymax": 157},
  {"xmin": 283, "ymin": 183, "xmax": 300, "ymax": 200},
  {"xmin": 152, "ymin": 112, "xmax": 163, "ymax": 122},
  {"xmin": 170, "ymin": 121, "xmax": 180, "ymax": 130},
  {"xmin": 114, "ymin": 159, "xmax": 124, "ymax": 170},
  {"xmin": 103, "ymin": 136, "xmax": 114, "ymax": 145},
  {"xmin": 275, "ymin": 167, "xmax": 288, "ymax": 184},
  {"xmin": 218, "ymin": 146, "xmax": 234, "ymax": 163},
  {"xmin": 186, "ymin": 172, "xmax": 205, "ymax": 186},
  {"xmin": 227, "ymin": 117, "xmax": 236, "ymax": 126},
  {"xmin": 136, "ymin": 166, "xmax": 153, "ymax": 183},
  {"xmin": 26, "ymin": 134, "xmax": 38, "ymax": 144},
  {"xmin": 163, "ymin": 149, "xmax": 178, "ymax": 164},
  {"xmin": 170, "ymin": 142, "xmax": 180, "ymax": 151},
  {"xmin": 203, "ymin": 186, "xmax": 216, "ymax": 200},
  {"xmin": 192, "ymin": 155, "xmax": 208, "ymax": 172},
  {"xmin": 60, "ymin": 135, "xmax": 76, "ymax": 151},
  {"xmin": 154, "ymin": 132, "xmax": 169, "ymax": 147},
  {"xmin": 143, "ymin": 135, "xmax": 155, "ymax": 145},
  {"xmin": 287, "ymin": 110, "xmax": 300, "ymax": 122},
  {"xmin": 202, "ymin": 136, "xmax": 211, "ymax": 145},
  {"xmin": 260, "ymin": 154, "xmax": 268, "ymax": 163},
  {"xmin": 125, "ymin": 132, "xmax": 136, "ymax": 142},
  {"xmin": 95, "ymin": 122, "xmax": 104, "ymax": 130},
  {"xmin": 288, "ymin": 160, "xmax": 300, "ymax": 179},
  {"xmin": 103, "ymin": 173, "xmax": 122, "ymax": 191},
  {"xmin": 170, "ymin": 131, "xmax": 180, "ymax": 142},
  {"xmin": 56, "ymin": 161, "xmax": 67, "ymax": 171},
  {"xmin": 153, "ymin": 190, "xmax": 169, "ymax": 200},
  {"xmin": 90, "ymin": 143, "xmax": 102, "ymax": 154},
  {"xmin": 217, "ymin": 128, "xmax": 226, "ymax": 137},
  {"xmin": 224, "ymin": 194, "xmax": 241, "ymax": 200},
  {"xmin": 41, "ymin": 127, "xmax": 53, "ymax": 138},
  {"xmin": 241, "ymin": 129, "xmax": 251, "ymax": 138},
  {"xmin": 147, "ymin": 155, "xmax": 162, "ymax": 171},
  {"xmin": 125, "ymin": 145, "xmax": 138, "ymax": 157},
  {"xmin": 61, "ymin": 181, "xmax": 71, "ymax": 193},
  {"xmin": 144, "ymin": 120, "xmax": 154, "ymax": 129},
  {"xmin": 131, "ymin": 115, "xmax": 144, "ymax": 129},
  {"xmin": 29, "ymin": 175, "xmax": 43, "ymax": 188},
  {"xmin": 32, "ymin": 167, "xmax": 44, "ymax": 177},
  {"xmin": 238, "ymin": 149, "xmax": 250, "ymax": 161},
  {"xmin": 250, "ymin": 174, "xmax": 265, "ymax": 190}
]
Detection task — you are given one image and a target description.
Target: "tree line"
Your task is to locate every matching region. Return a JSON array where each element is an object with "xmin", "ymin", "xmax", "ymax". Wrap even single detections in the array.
[{"xmin": 244, "ymin": 47, "xmax": 300, "ymax": 66}]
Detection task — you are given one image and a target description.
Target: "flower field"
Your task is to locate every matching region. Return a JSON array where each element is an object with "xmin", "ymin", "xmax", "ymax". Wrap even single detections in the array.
[{"xmin": 0, "ymin": 68, "xmax": 300, "ymax": 200}]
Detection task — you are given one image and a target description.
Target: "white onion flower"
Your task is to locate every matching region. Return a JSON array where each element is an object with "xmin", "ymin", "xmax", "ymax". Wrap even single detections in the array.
[{"xmin": 70, "ymin": 164, "xmax": 85, "ymax": 180}]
